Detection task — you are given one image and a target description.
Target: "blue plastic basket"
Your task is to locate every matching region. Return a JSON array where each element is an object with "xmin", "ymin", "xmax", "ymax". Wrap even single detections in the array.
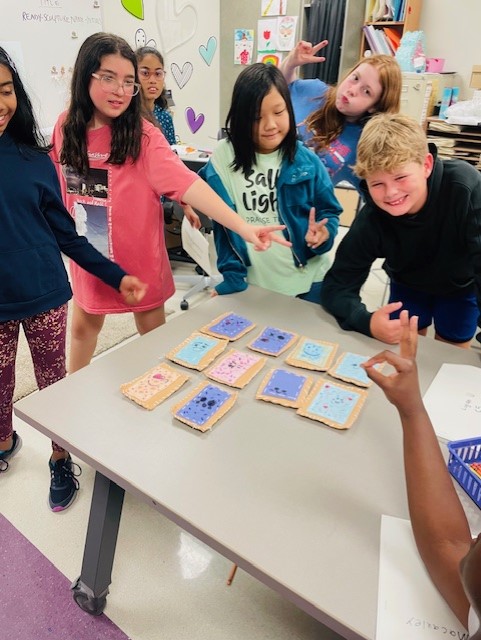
[{"xmin": 447, "ymin": 437, "xmax": 481, "ymax": 510}]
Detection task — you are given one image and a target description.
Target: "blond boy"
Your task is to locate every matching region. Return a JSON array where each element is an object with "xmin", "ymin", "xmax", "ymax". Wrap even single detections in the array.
[{"xmin": 321, "ymin": 113, "xmax": 481, "ymax": 347}]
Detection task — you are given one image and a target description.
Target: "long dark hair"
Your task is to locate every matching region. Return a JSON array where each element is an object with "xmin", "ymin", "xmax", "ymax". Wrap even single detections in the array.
[
  {"xmin": 60, "ymin": 33, "xmax": 142, "ymax": 176},
  {"xmin": 225, "ymin": 63, "xmax": 297, "ymax": 177},
  {"xmin": 135, "ymin": 46, "xmax": 169, "ymax": 110},
  {"xmin": 0, "ymin": 47, "xmax": 48, "ymax": 152}
]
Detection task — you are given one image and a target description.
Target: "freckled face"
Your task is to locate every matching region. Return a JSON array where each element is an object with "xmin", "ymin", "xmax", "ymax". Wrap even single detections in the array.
[{"xmin": 335, "ymin": 63, "xmax": 382, "ymax": 122}]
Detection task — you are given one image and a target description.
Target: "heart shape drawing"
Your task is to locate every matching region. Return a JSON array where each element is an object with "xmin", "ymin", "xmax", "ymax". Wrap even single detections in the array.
[
  {"xmin": 185, "ymin": 107, "xmax": 205, "ymax": 134},
  {"xmin": 199, "ymin": 36, "xmax": 217, "ymax": 66},
  {"xmin": 121, "ymin": 0, "xmax": 144, "ymax": 20},
  {"xmin": 156, "ymin": 1, "xmax": 197, "ymax": 55},
  {"xmin": 170, "ymin": 62, "xmax": 193, "ymax": 89}
]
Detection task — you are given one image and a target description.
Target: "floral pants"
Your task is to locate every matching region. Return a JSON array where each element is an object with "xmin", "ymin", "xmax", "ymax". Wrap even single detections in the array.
[{"xmin": 0, "ymin": 304, "xmax": 68, "ymax": 452}]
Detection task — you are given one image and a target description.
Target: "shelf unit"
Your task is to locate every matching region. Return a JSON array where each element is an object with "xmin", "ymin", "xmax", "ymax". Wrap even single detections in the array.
[
  {"xmin": 426, "ymin": 117, "xmax": 481, "ymax": 170},
  {"xmin": 360, "ymin": 0, "xmax": 422, "ymax": 57}
]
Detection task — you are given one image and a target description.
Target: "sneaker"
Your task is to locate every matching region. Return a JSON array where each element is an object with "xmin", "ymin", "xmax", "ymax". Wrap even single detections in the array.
[
  {"xmin": 48, "ymin": 455, "xmax": 81, "ymax": 512},
  {"xmin": 0, "ymin": 432, "xmax": 23, "ymax": 473}
]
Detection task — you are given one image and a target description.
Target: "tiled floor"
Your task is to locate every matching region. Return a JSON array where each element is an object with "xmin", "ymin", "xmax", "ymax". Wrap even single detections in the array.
[{"xmin": 0, "ymin": 227, "xmax": 444, "ymax": 640}]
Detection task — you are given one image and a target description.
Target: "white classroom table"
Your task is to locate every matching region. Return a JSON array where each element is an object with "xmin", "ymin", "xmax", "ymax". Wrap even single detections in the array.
[{"xmin": 14, "ymin": 287, "xmax": 481, "ymax": 639}]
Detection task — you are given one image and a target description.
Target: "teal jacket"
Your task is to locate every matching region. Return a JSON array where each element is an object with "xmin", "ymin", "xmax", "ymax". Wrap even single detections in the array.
[{"xmin": 198, "ymin": 141, "xmax": 341, "ymax": 295}]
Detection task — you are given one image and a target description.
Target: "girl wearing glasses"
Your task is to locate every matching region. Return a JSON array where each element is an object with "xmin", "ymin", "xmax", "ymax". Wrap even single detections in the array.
[
  {"xmin": 135, "ymin": 46, "xmax": 175, "ymax": 145},
  {"xmin": 50, "ymin": 33, "xmax": 288, "ymax": 377}
]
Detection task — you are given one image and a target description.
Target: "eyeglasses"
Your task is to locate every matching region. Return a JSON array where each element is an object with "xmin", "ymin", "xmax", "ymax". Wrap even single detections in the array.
[
  {"xmin": 138, "ymin": 69, "xmax": 166, "ymax": 80},
  {"xmin": 91, "ymin": 73, "xmax": 140, "ymax": 97}
]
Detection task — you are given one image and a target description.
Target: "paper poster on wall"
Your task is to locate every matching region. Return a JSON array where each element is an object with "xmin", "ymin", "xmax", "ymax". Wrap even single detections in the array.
[
  {"xmin": 234, "ymin": 29, "xmax": 254, "ymax": 65},
  {"xmin": 261, "ymin": 0, "xmax": 287, "ymax": 16},
  {"xmin": 276, "ymin": 16, "xmax": 298, "ymax": 51},
  {"xmin": 257, "ymin": 53, "xmax": 283, "ymax": 66},
  {"xmin": 257, "ymin": 19, "xmax": 277, "ymax": 53}
]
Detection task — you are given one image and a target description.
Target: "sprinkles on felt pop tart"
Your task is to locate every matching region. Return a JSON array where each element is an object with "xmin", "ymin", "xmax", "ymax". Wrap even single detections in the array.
[
  {"xmin": 200, "ymin": 312, "xmax": 256, "ymax": 341},
  {"xmin": 247, "ymin": 326, "xmax": 298, "ymax": 356},
  {"xmin": 297, "ymin": 379, "xmax": 367, "ymax": 430}
]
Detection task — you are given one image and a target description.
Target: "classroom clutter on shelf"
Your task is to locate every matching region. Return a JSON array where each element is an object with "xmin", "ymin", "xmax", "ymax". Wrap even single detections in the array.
[
  {"xmin": 120, "ymin": 311, "xmax": 379, "ymax": 432},
  {"xmin": 448, "ymin": 437, "xmax": 481, "ymax": 510},
  {"xmin": 361, "ymin": 0, "xmax": 422, "ymax": 58},
  {"xmin": 426, "ymin": 117, "xmax": 481, "ymax": 169}
]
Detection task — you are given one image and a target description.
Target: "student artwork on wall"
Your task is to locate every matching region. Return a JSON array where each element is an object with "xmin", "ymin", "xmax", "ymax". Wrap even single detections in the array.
[
  {"xmin": 234, "ymin": 29, "xmax": 254, "ymax": 65},
  {"xmin": 261, "ymin": 0, "xmax": 287, "ymax": 17},
  {"xmin": 257, "ymin": 19, "xmax": 277, "ymax": 53}
]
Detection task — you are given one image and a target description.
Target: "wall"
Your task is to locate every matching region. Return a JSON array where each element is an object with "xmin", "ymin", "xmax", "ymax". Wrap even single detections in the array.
[
  {"xmin": 419, "ymin": 0, "xmax": 481, "ymax": 99},
  {"xmin": 1, "ymin": 1, "xmax": 102, "ymax": 133},
  {"xmin": 102, "ymin": 0, "xmax": 220, "ymax": 150},
  {"xmin": 219, "ymin": 0, "xmax": 303, "ymax": 126}
]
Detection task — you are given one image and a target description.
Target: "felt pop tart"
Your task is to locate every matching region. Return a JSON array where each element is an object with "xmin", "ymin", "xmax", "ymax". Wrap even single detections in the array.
[
  {"xmin": 166, "ymin": 332, "xmax": 228, "ymax": 371},
  {"xmin": 171, "ymin": 381, "xmax": 237, "ymax": 432},
  {"xmin": 328, "ymin": 352, "xmax": 383, "ymax": 388},
  {"xmin": 121, "ymin": 363, "xmax": 190, "ymax": 410},
  {"xmin": 200, "ymin": 312, "xmax": 256, "ymax": 341},
  {"xmin": 256, "ymin": 368, "xmax": 313, "ymax": 409},
  {"xmin": 297, "ymin": 379, "xmax": 367, "ymax": 430},
  {"xmin": 204, "ymin": 349, "xmax": 266, "ymax": 389},
  {"xmin": 285, "ymin": 337, "xmax": 338, "ymax": 371},
  {"xmin": 247, "ymin": 326, "xmax": 298, "ymax": 356}
]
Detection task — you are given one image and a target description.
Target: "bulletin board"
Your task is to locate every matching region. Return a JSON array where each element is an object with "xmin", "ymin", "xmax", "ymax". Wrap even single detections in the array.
[{"xmin": 1, "ymin": 1, "xmax": 103, "ymax": 134}]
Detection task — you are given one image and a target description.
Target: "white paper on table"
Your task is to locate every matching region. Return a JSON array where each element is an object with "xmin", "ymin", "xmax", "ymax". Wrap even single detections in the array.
[
  {"xmin": 181, "ymin": 216, "xmax": 212, "ymax": 276},
  {"xmin": 423, "ymin": 363, "xmax": 481, "ymax": 441},
  {"xmin": 377, "ymin": 515, "xmax": 469, "ymax": 639}
]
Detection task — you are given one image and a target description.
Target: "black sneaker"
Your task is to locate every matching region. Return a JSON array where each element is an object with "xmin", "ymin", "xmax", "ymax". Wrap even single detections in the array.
[
  {"xmin": 48, "ymin": 455, "xmax": 81, "ymax": 512},
  {"xmin": 0, "ymin": 431, "xmax": 23, "ymax": 473}
]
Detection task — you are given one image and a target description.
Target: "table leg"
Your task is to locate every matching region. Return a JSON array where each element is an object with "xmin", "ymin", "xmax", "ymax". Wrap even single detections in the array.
[{"xmin": 71, "ymin": 471, "xmax": 125, "ymax": 615}]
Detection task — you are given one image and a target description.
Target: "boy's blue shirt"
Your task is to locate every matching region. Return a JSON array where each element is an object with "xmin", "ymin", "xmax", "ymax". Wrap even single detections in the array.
[
  {"xmin": 198, "ymin": 141, "xmax": 342, "ymax": 295},
  {"xmin": 321, "ymin": 146, "xmax": 481, "ymax": 336}
]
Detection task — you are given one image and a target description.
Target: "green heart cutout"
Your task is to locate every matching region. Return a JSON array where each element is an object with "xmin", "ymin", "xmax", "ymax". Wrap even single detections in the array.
[{"xmin": 121, "ymin": 0, "xmax": 144, "ymax": 20}]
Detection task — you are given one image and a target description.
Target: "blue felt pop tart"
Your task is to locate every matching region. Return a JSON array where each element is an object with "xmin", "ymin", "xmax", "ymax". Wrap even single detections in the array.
[
  {"xmin": 247, "ymin": 326, "xmax": 298, "ymax": 356},
  {"xmin": 166, "ymin": 332, "xmax": 228, "ymax": 371},
  {"xmin": 297, "ymin": 379, "xmax": 367, "ymax": 430},
  {"xmin": 327, "ymin": 352, "xmax": 383, "ymax": 388},
  {"xmin": 171, "ymin": 381, "xmax": 237, "ymax": 432},
  {"xmin": 256, "ymin": 368, "xmax": 313, "ymax": 408},
  {"xmin": 200, "ymin": 312, "xmax": 256, "ymax": 341}
]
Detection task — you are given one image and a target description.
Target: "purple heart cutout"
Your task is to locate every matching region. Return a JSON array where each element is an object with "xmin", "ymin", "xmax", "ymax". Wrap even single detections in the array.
[{"xmin": 185, "ymin": 107, "xmax": 205, "ymax": 134}]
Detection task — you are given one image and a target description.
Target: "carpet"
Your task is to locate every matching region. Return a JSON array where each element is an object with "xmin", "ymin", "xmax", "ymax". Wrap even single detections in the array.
[
  {"xmin": 0, "ymin": 513, "xmax": 130, "ymax": 640},
  {"xmin": 13, "ymin": 303, "xmax": 173, "ymax": 402}
]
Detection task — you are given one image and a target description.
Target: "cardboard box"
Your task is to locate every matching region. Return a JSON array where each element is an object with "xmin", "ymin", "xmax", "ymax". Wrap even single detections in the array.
[
  {"xmin": 334, "ymin": 187, "xmax": 360, "ymax": 227},
  {"xmin": 470, "ymin": 65, "xmax": 481, "ymax": 89}
]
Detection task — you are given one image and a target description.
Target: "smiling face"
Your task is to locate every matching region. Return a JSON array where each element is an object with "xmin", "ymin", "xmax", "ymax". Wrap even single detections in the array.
[
  {"xmin": 0, "ymin": 64, "xmax": 16, "ymax": 136},
  {"xmin": 88, "ymin": 53, "xmax": 135, "ymax": 128},
  {"xmin": 252, "ymin": 86, "xmax": 290, "ymax": 155},
  {"xmin": 335, "ymin": 62, "xmax": 383, "ymax": 122},
  {"xmin": 365, "ymin": 154, "xmax": 433, "ymax": 216},
  {"xmin": 137, "ymin": 53, "xmax": 165, "ymax": 111}
]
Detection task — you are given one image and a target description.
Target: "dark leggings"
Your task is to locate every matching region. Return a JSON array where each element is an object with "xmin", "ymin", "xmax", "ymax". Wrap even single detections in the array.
[{"xmin": 0, "ymin": 304, "xmax": 68, "ymax": 453}]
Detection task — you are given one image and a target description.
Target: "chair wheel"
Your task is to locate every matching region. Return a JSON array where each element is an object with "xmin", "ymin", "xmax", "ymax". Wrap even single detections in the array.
[{"xmin": 180, "ymin": 300, "xmax": 189, "ymax": 311}]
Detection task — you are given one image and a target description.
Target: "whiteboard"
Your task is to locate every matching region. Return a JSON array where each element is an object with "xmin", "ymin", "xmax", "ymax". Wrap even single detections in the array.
[{"xmin": 1, "ymin": 0, "xmax": 103, "ymax": 134}]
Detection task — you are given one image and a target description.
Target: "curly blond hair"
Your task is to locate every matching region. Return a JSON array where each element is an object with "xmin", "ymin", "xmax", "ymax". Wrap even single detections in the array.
[{"xmin": 354, "ymin": 113, "xmax": 429, "ymax": 179}]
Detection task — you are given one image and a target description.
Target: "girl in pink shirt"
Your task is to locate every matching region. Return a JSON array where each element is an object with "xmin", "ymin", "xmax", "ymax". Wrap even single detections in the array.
[{"xmin": 51, "ymin": 33, "xmax": 288, "ymax": 374}]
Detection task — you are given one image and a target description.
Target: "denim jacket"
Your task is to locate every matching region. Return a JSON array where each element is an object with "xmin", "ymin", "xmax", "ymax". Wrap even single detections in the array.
[{"xmin": 198, "ymin": 141, "xmax": 341, "ymax": 295}]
